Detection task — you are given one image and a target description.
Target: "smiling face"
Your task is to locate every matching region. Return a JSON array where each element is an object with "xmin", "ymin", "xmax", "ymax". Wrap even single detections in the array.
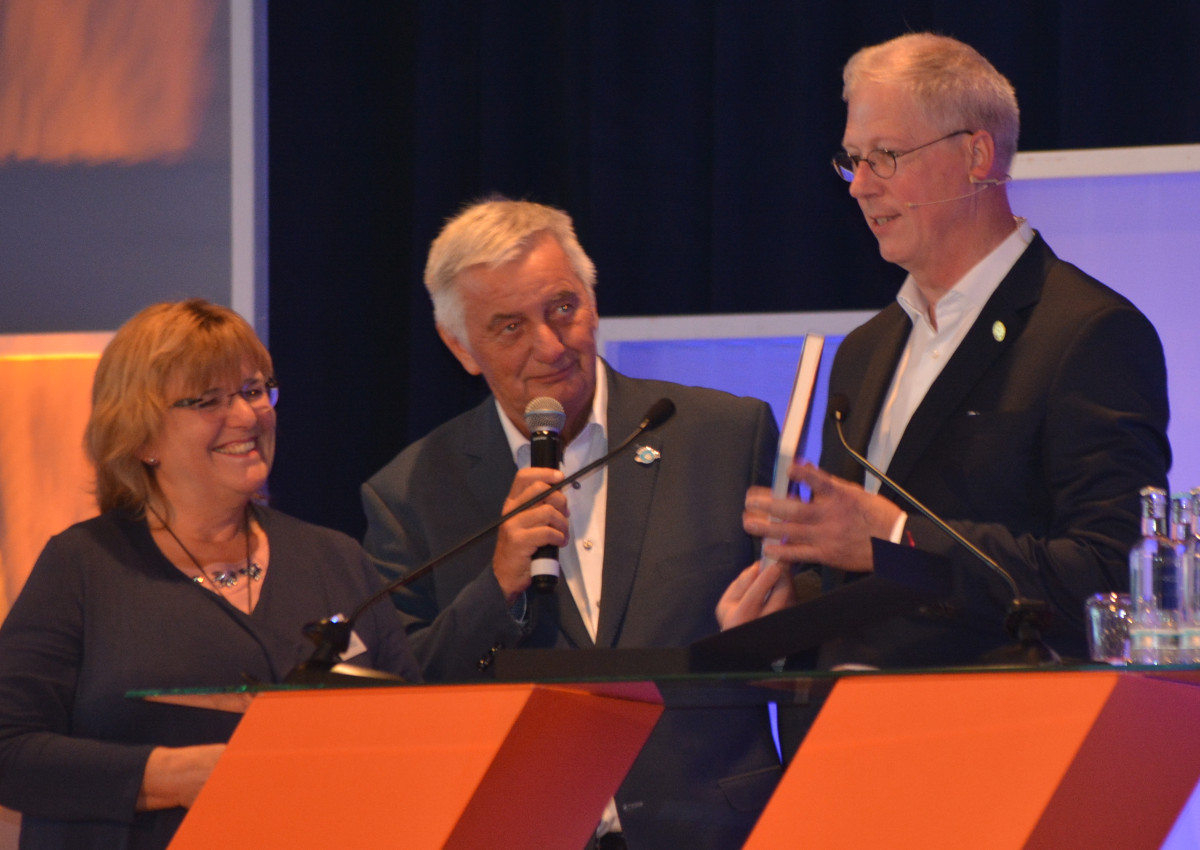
[
  {"xmin": 842, "ymin": 79, "xmax": 982, "ymax": 292},
  {"xmin": 143, "ymin": 363, "xmax": 276, "ymax": 513},
  {"xmin": 439, "ymin": 231, "xmax": 599, "ymax": 443}
]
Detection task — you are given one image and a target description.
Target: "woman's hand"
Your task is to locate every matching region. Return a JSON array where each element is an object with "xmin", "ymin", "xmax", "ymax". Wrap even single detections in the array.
[{"xmin": 137, "ymin": 743, "xmax": 226, "ymax": 811}]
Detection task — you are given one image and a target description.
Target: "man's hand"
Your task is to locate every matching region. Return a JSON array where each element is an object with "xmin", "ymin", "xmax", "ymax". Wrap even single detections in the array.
[
  {"xmin": 716, "ymin": 560, "xmax": 796, "ymax": 630},
  {"xmin": 493, "ymin": 467, "xmax": 569, "ymax": 603},
  {"xmin": 742, "ymin": 462, "xmax": 903, "ymax": 572}
]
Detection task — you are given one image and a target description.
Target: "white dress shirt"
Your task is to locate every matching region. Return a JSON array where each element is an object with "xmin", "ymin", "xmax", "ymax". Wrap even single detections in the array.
[
  {"xmin": 866, "ymin": 219, "xmax": 1034, "ymax": 493},
  {"xmin": 498, "ymin": 365, "xmax": 610, "ymax": 640}
]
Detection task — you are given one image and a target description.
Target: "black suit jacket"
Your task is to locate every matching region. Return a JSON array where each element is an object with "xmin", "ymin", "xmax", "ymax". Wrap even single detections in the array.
[
  {"xmin": 362, "ymin": 363, "xmax": 782, "ymax": 849},
  {"xmin": 818, "ymin": 233, "xmax": 1171, "ymax": 667},
  {"xmin": 0, "ymin": 507, "xmax": 420, "ymax": 850}
]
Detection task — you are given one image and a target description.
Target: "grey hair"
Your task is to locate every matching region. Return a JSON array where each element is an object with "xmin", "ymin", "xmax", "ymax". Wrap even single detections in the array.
[
  {"xmin": 843, "ymin": 33, "xmax": 1020, "ymax": 175},
  {"xmin": 424, "ymin": 197, "xmax": 597, "ymax": 341}
]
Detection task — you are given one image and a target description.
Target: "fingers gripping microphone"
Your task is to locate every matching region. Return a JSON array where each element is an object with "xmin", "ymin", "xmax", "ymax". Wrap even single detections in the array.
[
  {"xmin": 525, "ymin": 397, "xmax": 566, "ymax": 592},
  {"xmin": 827, "ymin": 395, "xmax": 1056, "ymax": 664},
  {"xmin": 286, "ymin": 399, "xmax": 676, "ymax": 683}
]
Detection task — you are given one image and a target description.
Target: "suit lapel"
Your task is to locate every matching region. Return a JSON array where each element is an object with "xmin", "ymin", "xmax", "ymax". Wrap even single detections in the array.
[
  {"xmin": 842, "ymin": 311, "xmax": 910, "ymax": 484},
  {"xmin": 460, "ymin": 399, "xmax": 520, "ymax": 517},
  {"xmin": 594, "ymin": 365, "xmax": 659, "ymax": 648},
  {"xmin": 551, "ymin": 578, "xmax": 594, "ymax": 647},
  {"xmin": 885, "ymin": 235, "xmax": 1048, "ymax": 485}
]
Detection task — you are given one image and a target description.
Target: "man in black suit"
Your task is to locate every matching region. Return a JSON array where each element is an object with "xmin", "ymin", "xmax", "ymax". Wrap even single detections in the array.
[
  {"xmin": 363, "ymin": 199, "xmax": 781, "ymax": 849},
  {"xmin": 720, "ymin": 32, "xmax": 1171, "ymax": 667}
]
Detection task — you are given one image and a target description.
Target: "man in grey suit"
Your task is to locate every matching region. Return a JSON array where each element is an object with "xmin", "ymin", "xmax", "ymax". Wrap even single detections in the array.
[
  {"xmin": 362, "ymin": 198, "xmax": 781, "ymax": 849},
  {"xmin": 720, "ymin": 33, "xmax": 1171, "ymax": 668}
]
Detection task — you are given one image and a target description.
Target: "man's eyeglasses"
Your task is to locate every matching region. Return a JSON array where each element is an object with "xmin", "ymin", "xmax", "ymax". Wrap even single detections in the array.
[
  {"xmin": 832, "ymin": 129, "xmax": 975, "ymax": 182},
  {"xmin": 172, "ymin": 378, "xmax": 279, "ymax": 416}
]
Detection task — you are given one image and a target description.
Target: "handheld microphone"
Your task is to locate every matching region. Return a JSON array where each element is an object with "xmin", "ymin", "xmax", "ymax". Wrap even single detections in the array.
[
  {"xmin": 286, "ymin": 397, "xmax": 677, "ymax": 682},
  {"xmin": 525, "ymin": 397, "xmax": 566, "ymax": 592},
  {"xmin": 904, "ymin": 175, "xmax": 1009, "ymax": 209},
  {"xmin": 826, "ymin": 395, "xmax": 1056, "ymax": 664}
]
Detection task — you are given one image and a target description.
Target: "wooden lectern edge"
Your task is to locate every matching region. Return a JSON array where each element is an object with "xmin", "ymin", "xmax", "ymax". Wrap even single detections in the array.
[
  {"xmin": 536, "ymin": 679, "xmax": 663, "ymax": 703},
  {"xmin": 139, "ymin": 678, "xmax": 663, "ymax": 716},
  {"xmin": 143, "ymin": 692, "xmax": 254, "ymax": 714},
  {"xmin": 143, "ymin": 665, "xmax": 1183, "ymax": 719}
]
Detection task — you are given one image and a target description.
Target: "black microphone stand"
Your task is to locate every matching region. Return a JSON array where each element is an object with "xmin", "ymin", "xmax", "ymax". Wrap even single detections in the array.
[
  {"xmin": 285, "ymin": 399, "xmax": 677, "ymax": 684},
  {"xmin": 828, "ymin": 403, "xmax": 1059, "ymax": 666}
]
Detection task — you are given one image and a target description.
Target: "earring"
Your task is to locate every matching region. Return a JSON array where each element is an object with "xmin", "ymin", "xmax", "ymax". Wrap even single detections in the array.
[{"xmin": 144, "ymin": 457, "xmax": 159, "ymax": 467}]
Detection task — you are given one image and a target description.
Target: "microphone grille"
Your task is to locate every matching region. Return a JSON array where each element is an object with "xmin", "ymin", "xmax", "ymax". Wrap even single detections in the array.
[
  {"xmin": 524, "ymin": 396, "xmax": 566, "ymax": 434},
  {"xmin": 642, "ymin": 398, "xmax": 676, "ymax": 430}
]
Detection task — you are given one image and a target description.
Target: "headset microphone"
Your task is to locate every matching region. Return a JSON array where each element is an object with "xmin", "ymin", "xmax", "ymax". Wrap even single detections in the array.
[{"xmin": 904, "ymin": 175, "xmax": 1010, "ymax": 209}]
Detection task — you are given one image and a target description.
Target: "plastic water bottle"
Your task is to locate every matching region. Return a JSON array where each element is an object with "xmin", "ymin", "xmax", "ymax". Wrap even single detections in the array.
[{"xmin": 1129, "ymin": 487, "xmax": 1184, "ymax": 664}]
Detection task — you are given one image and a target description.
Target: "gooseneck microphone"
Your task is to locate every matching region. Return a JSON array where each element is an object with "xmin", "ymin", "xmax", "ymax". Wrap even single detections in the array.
[
  {"xmin": 904, "ymin": 175, "xmax": 1010, "ymax": 209},
  {"xmin": 525, "ymin": 397, "xmax": 566, "ymax": 592},
  {"xmin": 826, "ymin": 395, "xmax": 1057, "ymax": 664},
  {"xmin": 286, "ymin": 397, "xmax": 677, "ymax": 682}
]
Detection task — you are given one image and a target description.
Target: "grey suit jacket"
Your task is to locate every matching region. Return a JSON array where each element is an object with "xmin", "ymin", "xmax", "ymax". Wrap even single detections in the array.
[
  {"xmin": 817, "ymin": 233, "xmax": 1171, "ymax": 667},
  {"xmin": 362, "ymin": 362, "xmax": 782, "ymax": 849}
]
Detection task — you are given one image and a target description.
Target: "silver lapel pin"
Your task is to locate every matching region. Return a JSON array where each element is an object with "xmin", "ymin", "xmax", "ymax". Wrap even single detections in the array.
[{"xmin": 634, "ymin": 445, "xmax": 662, "ymax": 466}]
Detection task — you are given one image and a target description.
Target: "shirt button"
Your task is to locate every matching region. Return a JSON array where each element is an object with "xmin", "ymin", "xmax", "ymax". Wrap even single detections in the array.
[{"xmin": 581, "ymin": 539, "xmax": 593, "ymax": 550}]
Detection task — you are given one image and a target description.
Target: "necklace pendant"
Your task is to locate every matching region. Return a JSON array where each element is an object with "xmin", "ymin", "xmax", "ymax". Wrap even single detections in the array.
[{"xmin": 211, "ymin": 569, "xmax": 239, "ymax": 589}]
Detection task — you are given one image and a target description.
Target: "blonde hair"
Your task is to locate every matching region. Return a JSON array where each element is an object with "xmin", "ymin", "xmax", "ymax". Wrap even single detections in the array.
[
  {"xmin": 85, "ymin": 299, "xmax": 273, "ymax": 514},
  {"xmin": 843, "ymin": 33, "xmax": 1020, "ymax": 174},
  {"xmin": 424, "ymin": 197, "xmax": 597, "ymax": 341}
]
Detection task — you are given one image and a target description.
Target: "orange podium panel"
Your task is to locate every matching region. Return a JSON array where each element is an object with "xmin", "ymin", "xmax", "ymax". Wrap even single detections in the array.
[
  {"xmin": 169, "ymin": 682, "xmax": 662, "ymax": 850},
  {"xmin": 747, "ymin": 671, "xmax": 1200, "ymax": 850}
]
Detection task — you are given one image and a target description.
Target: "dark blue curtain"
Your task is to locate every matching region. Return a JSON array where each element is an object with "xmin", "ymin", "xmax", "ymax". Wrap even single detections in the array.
[{"xmin": 266, "ymin": 2, "xmax": 1200, "ymax": 536}]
